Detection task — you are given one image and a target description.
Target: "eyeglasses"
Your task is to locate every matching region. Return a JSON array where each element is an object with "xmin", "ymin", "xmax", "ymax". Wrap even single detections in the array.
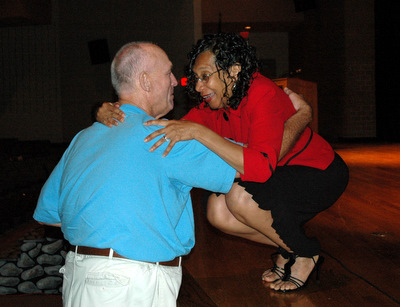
[{"xmin": 193, "ymin": 70, "xmax": 219, "ymax": 84}]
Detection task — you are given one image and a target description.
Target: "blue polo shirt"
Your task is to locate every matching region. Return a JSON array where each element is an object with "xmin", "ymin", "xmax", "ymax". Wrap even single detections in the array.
[{"xmin": 33, "ymin": 105, "xmax": 236, "ymax": 262}]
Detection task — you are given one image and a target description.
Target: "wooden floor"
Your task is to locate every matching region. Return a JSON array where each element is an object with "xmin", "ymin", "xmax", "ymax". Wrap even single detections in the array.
[
  {"xmin": 1, "ymin": 143, "xmax": 399, "ymax": 306},
  {"xmin": 181, "ymin": 143, "xmax": 400, "ymax": 306}
]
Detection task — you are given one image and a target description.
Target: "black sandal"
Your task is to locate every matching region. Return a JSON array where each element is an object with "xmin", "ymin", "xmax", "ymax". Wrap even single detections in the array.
[
  {"xmin": 276, "ymin": 254, "xmax": 325, "ymax": 292},
  {"xmin": 262, "ymin": 247, "xmax": 290, "ymax": 282}
]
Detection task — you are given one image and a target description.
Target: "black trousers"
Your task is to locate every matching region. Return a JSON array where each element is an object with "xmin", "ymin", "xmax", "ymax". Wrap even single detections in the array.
[{"xmin": 237, "ymin": 153, "xmax": 349, "ymax": 257}]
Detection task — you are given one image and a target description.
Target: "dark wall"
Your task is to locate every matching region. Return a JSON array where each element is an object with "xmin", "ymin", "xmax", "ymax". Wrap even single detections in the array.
[
  {"xmin": 375, "ymin": 2, "xmax": 400, "ymax": 142},
  {"xmin": 289, "ymin": 1, "xmax": 346, "ymax": 140},
  {"xmin": 289, "ymin": 0, "xmax": 375, "ymax": 141},
  {"xmin": 58, "ymin": 1, "xmax": 195, "ymax": 141},
  {"xmin": 0, "ymin": 0, "xmax": 379, "ymax": 142},
  {"xmin": 0, "ymin": 0, "xmax": 195, "ymax": 143}
]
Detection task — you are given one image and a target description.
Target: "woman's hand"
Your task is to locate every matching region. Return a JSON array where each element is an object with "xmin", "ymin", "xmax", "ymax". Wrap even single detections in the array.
[
  {"xmin": 96, "ymin": 102, "xmax": 126, "ymax": 127},
  {"xmin": 144, "ymin": 119, "xmax": 201, "ymax": 157}
]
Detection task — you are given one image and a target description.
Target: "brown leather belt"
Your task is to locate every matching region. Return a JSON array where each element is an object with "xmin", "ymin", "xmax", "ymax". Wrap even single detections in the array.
[{"xmin": 70, "ymin": 245, "xmax": 180, "ymax": 267}]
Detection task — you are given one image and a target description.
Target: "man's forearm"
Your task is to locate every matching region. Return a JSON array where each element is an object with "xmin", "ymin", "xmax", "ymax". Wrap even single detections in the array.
[
  {"xmin": 38, "ymin": 221, "xmax": 62, "ymax": 227},
  {"xmin": 279, "ymin": 103, "xmax": 312, "ymax": 160}
]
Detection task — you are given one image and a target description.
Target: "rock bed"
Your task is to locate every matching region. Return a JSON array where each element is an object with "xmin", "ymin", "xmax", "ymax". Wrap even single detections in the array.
[{"xmin": 0, "ymin": 237, "xmax": 67, "ymax": 295}]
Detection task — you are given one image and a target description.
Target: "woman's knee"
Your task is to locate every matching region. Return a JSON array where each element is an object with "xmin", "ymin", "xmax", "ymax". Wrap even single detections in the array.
[
  {"xmin": 206, "ymin": 195, "xmax": 246, "ymax": 234},
  {"xmin": 206, "ymin": 195, "xmax": 229, "ymax": 229},
  {"xmin": 225, "ymin": 183, "xmax": 254, "ymax": 216}
]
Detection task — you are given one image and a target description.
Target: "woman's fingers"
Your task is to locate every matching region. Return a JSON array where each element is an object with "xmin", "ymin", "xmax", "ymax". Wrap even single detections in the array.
[
  {"xmin": 97, "ymin": 102, "xmax": 126, "ymax": 126},
  {"xmin": 144, "ymin": 129, "xmax": 165, "ymax": 143},
  {"xmin": 144, "ymin": 119, "xmax": 198, "ymax": 156},
  {"xmin": 149, "ymin": 136, "xmax": 166, "ymax": 152},
  {"xmin": 144, "ymin": 119, "xmax": 168, "ymax": 127}
]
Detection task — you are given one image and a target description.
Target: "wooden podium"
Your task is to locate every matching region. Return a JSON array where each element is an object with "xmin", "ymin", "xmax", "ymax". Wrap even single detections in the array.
[{"xmin": 273, "ymin": 78, "xmax": 318, "ymax": 133}]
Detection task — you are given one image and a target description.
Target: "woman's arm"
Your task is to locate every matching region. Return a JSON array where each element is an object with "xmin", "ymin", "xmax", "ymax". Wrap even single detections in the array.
[
  {"xmin": 95, "ymin": 89, "xmax": 311, "ymax": 162},
  {"xmin": 144, "ymin": 120, "xmax": 245, "ymax": 174},
  {"xmin": 144, "ymin": 88, "xmax": 312, "ymax": 176}
]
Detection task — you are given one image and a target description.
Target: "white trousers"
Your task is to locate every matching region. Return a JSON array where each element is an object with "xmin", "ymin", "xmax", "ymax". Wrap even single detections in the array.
[{"xmin": 60, "ymin": 250, "xmax": 182, "ymax": 307}]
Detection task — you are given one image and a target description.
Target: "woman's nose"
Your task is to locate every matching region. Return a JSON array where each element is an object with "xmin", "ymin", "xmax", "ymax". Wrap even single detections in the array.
[{"xmin": 195, "ymin": 79, "xmax": 203, "ymax": 93}]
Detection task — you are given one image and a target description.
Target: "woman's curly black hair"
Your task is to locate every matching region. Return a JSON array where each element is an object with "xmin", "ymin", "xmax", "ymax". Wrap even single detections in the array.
[{"xmin": 186, "ymin": 32, "xmax": 260, "ymax": 110}]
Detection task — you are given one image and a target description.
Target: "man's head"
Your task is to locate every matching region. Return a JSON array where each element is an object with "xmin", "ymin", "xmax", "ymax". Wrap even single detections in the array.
[{"xmin": 111, "ymin": 42, "xmax": 178, "ymax": 118}]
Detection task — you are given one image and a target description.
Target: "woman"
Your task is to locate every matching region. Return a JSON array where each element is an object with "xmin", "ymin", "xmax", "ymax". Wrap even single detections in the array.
[{"xmin": 97, "ymin": 33, "xmax": 349, "ymax": 292}]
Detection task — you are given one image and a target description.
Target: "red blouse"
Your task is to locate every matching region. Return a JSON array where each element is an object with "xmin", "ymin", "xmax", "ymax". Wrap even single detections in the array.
[{"xmin": 183, "ymin": 73, "xmax": 334, "ymax": 183}]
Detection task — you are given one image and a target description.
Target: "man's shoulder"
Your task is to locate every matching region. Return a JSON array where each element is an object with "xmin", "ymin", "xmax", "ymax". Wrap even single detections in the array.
[
  {"xmin": 248, "ymin": 74, "xmax": 278, "ymax": 96},
  {"xmin": 244, "ymin": 74, "xmax": 287, "ymax": 108},
  {"xmin": 124, "ymin": 111, "xmax": 152, "ymax": 124}
]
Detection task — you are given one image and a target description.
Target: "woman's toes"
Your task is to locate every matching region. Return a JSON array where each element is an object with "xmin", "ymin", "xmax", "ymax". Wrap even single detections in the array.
[
  {"xmin": 262, "ymin": 271, "xmax": 276, "ymax": 282},
  {"xmin": 269, "ymin": 279, "xmax": 282, "ymax": 290},
  {"xmin": 271, "ymin": 281, "xmax": 295, "ymax": 292}
]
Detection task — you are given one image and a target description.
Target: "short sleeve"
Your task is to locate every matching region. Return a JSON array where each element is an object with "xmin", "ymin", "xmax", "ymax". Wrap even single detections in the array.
[
  {"xmin": 164, "ymin": 138, "xmax": 236, "ymax": 194},
  {"xmin": 33, "ymin": 152, "xmax": 66, "ymax": 224}
]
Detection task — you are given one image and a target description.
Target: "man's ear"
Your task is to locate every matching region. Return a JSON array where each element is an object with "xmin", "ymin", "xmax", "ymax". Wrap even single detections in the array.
[
  {"xmin": 229, "ymin": 64, "xmax": 242, "ymax": 80},
  {"xmin": 139, "ymin": 72, "xmax": 151, "ymax": 92}
]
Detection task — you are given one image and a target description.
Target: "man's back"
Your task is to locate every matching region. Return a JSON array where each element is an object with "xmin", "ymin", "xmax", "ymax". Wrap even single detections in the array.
[{"xmin": 34, "ymin": 104, "xmax": 236, "ymax": 262}]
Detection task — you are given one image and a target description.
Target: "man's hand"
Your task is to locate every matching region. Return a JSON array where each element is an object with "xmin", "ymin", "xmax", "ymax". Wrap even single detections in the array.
[
  {"xmin": 279, "ymin": 87, "xmax": 313, "ymax": 160},
  {"xmin": 96, "ymin": 102, "xmax": 126, "ymax": 127},
  {"xmin": 284, "ymin": 87, "xmax": 312, "ymax": 114}
]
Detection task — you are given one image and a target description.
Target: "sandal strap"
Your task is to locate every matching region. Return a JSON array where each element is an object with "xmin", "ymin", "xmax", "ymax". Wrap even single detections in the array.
[
  {"xmin": 263, "ymin": 248, "xmax": 294, "ymax": 281},
  {"xmin": 283, "ymin": 253, "xmax": 297, "ymax": 279},
  {"xmin": 271, "ymin": 264, "xmax": 285, "ymax": 279},
  {"xmin": 284, "ymin": 274, "xmax": 305, "ymax": 288},
  {"xmin": 262, "ymin": 264, "xmax": 285, "ymax": 279},
  {"xmin": 271, "ymin": 249, "xmax": 287, "ymax": 278}
]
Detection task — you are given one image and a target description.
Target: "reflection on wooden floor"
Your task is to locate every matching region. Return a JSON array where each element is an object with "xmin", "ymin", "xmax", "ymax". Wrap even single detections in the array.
[{"xmin": 179, "ymin": 143, "xmax": 400, "ymax": 306}]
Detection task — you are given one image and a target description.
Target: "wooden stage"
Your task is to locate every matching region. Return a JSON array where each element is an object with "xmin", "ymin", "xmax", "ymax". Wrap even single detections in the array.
[
  {"xmin": 0, "ymin": 143, "xmax": 399, "ymax": 306},
  {"xmin": 181, "ymin": 142, "xmax": 400, "ymax": 306}
]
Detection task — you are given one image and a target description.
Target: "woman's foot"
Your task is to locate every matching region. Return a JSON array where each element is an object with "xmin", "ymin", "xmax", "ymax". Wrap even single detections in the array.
[
  {"xmin": 270, "ymin": 255, "xmax": 321, "ymax": 292},
  {"xmin": 262, "ymin": 253, "xmax": 289, "ymax": 282}
]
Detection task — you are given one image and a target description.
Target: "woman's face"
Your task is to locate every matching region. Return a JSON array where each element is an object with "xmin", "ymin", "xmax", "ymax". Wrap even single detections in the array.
[{"xmin": 193, "ymin": 50, "xmax": 236, "ymax": 110}]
